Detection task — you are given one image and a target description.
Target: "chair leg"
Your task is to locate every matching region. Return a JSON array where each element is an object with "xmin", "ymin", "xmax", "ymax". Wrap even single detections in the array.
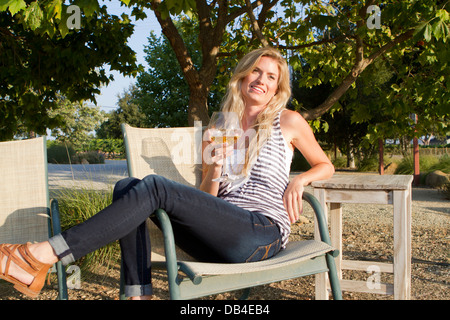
[
  {"xmin": 50, "ymin": 200, "xmax": 68, "ymax": 300},
  {"xmin": 119, "ymin": 262, "xmax": 126, "ymax": 300},
  {"xmin": 326, "ymin": 253, "xmax": 342, "ymax": 300},
  {"xmin": 55, "ymin": 261, "xmax": 68, "ymax": 300},
  {"xmin": 238, "ymin": 288, "xmax": 251, "ymax": 300},
  {"xmin": 154, "ymin": 209, "xmax": 182, "ymax": 300}
]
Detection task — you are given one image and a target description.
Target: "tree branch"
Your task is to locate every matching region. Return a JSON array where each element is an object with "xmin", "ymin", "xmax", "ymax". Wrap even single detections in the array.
[
  {"xmin": 198, "ymin": 0, "xmax": 228, "ymax": 86},
  {"xmin": 226, "ymin": 0, "xmax": 269, "ymax": 24},
  {"xmin": 150, "ymin": 0, "xmax": 200, "ymax": 91},
  {"xmin": 278, "ymin": 35, "xmax": 349, "ymax": 50},
  {"xmin": 245, "ymin": 0, "xmax": 269, "ymax": 46},
  {"xmin": 300, "ymin": 28, "xmax": 415, "ymax": 120},
  {"xmin": 366, "ymin": 29, "xmax": 415, "ymax": 64}
]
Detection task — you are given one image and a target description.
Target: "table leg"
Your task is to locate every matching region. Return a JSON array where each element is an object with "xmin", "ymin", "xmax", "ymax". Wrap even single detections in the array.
[
  {"xmin": 330, "ymin": 202, "xmax": 342, "ymax": 279},
  {"xmin": 393, "ymin": 189, "xmax": 412, "ymax": 299},
  {"xmin": 313, "ymin": 190, "xmax": 343, "ymax": 299}
]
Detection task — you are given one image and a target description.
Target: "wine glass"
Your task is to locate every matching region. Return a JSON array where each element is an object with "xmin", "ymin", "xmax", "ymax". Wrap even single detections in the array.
[{"xmin": 206, "ymin": 112, "xmax": 242, "ymax": 182}]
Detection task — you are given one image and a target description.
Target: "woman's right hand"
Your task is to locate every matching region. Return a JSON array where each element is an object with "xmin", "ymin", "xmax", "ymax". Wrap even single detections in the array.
[
  {"xmin": 199, "ymin": 130, "xmax": 233, "ymax": 195},
  {"xmin": 202, "ymin": 129, "xmax": 234, "ymax": 167}
]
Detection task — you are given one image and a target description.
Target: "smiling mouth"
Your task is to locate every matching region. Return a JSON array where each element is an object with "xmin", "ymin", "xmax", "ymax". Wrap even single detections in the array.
[{"xmin": 250, "ymin": 85, "xmax": 265, "ymax": 93}]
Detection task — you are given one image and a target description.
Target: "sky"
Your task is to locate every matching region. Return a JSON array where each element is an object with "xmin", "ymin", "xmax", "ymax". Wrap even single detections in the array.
[{"xmin": 93, "ymin": 2, "xmax": 161, "ymax": 112}]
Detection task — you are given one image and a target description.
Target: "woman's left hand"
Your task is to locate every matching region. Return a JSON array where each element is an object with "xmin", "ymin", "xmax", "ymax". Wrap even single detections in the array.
[{"xmin": 283, "ymin": 175, "xmax": 306, "ymax": 224}]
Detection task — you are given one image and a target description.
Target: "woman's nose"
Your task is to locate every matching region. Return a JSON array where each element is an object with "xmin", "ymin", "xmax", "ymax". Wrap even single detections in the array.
[{"xmin": 254, "ymin": 75, "xmax": 264, "ymax": 84}]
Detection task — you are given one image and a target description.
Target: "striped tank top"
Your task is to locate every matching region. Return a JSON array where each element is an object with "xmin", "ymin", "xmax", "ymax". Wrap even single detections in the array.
[{"xmin": 218, "ymin": 111, "xmax": 293, "ymax": 248}]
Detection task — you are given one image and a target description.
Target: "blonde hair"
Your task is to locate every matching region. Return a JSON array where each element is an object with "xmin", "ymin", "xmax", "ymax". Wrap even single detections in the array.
[{"xmin": 220, "ymin": 47, "xmax": 291, "ymax": 175}]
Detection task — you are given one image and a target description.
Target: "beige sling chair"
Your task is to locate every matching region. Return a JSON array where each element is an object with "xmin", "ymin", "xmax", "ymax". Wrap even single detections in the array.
[
  {"xmin": 120, "ymin": 124, "xmax": 341, "ymax": 300},
  {"xmin": 0, "ymin": 137, "xmax": 68, "ymax": 299}
]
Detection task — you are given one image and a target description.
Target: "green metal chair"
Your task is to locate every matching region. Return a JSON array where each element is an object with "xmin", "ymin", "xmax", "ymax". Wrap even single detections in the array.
[
  {"xmin": 0, "ymin": 137, "xmax": 68, "ymax": 300},
  {"xmin": 120, "ymin": 124, "xmax": 342, "ymax": 300}
]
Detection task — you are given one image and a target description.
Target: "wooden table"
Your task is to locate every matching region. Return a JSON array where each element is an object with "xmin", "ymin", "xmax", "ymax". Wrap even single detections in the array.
[{"xmin": 311, "ymin": 175, "xmax": 413, "ymax": 300}]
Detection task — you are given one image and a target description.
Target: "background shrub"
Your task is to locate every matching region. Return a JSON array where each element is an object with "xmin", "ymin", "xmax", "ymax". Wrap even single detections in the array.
[
  {"xmin": 395, "ymin": 154, "xmax": 448, "ymax": 175},
  {"xmin": 71, "ymin": 151, "xmax": 105, "ymax": 164},
  {"xmin": 47, "ymin": 142, "xmax": 76, "ymax": 164},
  {"xmin": 54, "ymin": 187, "xmax": 120, "ymax": 278}
]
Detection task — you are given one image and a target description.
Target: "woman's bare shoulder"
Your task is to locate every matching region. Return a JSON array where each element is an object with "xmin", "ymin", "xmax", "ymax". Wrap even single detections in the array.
[{"xmin": 280, "ymin": 109, "xmax": 309, "ymax": 130}]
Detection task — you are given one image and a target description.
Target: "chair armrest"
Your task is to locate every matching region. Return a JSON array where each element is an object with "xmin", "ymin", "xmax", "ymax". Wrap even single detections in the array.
[
  {"xmin": 152, "ymin": 209, "xmax": 202, "ymax": 285},
  {"xmin": 152, "ymin": 209, "xmax": 182, "ymax": 283},
  {"xmin": 302, "ymin": 192, "xmax": 339, "ymax": 257},
  {"xmin": 153, "ymin": 193, "xmax": 339, "ymax": 287},
  {"xmin": 153, "ymin": 193, "xmax": 335, "ymax": 254}
]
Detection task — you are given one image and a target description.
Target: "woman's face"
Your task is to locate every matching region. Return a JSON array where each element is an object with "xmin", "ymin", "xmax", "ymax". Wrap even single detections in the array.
[{"xmin": 240, "ymin": 56, "xmax": 279, "ymax": 108}]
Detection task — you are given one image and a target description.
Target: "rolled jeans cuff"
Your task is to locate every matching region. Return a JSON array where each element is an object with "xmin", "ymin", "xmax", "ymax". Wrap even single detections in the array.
[
  {"xmin": 48, "ymin": 233, "xmax": 76, "ymax": 266},
  {"xmin": 125, "ymin": 284, "xmax": 153, "ymax": 298}
]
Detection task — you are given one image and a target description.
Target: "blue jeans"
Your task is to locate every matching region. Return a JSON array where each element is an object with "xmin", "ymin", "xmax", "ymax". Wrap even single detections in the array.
[{"xmin": 49, "ymin": 175, "xmax": 282, "ymax": 297}]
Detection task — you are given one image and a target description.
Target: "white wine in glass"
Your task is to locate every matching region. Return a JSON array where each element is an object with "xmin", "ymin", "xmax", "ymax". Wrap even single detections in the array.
[{"xmin": 207, "ymin": 112, "xmax": 242, "ymax": 182}]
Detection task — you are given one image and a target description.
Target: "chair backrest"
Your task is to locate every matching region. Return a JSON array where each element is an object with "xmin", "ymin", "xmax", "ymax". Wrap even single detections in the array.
[
  {"xmin": 122, "ymin": 124, "xmax": 203, "ymax": 261},
  {"xmin": 0, "ymin": 137, "xmax": 50, "ymax": 244}
]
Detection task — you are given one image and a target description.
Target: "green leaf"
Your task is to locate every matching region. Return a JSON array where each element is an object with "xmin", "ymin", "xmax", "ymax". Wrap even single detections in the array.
[
  {"xmin": 1, "ymin": 0, "xmax": 27, "ymax": 15},
  {"xmin": 47, "ymin": 0, "xmax": 62, "ymax": 20},
  {"xmin": 424, "ymin": 23, "xmax": 432, "ymax": 42},
  {"xmin": 432, "ymin": 20, "xmax": 448, "ymax": 41},
  {"xmin": 435, "ymin": 9, "xmax": 449, "ymax": 21},
  {"xmin": 311, "ymin": 119, "xmax": 321, "ymax": 130},
  {"xmin": 391, "ymin": 84, "xmax": 401, "ymax": 92},
  {"xmin": 414, "ymin": 21, "xmax": 429, "ymax": 36},
  {"xmin": 73, "ymin": 0, "xmax": 99, "ymax": 18},
  {"xmin": 121, "ymin": 13, "xmax": 130, "ymax": 24},
  {"xmin": 24, "ymin": 1, "xmax": 44, "ymax": 30}
]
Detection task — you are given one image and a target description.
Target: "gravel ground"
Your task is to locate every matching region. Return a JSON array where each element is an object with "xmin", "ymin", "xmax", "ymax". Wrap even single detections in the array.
[{"xmin": 0, "ymin": 177, "xmax": 448, "ymax": 301}]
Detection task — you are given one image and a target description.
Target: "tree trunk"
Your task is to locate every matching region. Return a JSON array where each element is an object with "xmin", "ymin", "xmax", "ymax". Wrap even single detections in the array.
[
  {"xmin": 379, "ymin": 138, "xmax": 384, "ymax": 175},
  {"xmin": 151, "ymin": 0, "xmax": 228, "ymax": 126},
  {"xmin": 188, "ymin": 90, "xmax": 210, "ymax": 126},
  {"xmin": 347, "ymin": 138, "xmax": 356, "ymax": 169}
]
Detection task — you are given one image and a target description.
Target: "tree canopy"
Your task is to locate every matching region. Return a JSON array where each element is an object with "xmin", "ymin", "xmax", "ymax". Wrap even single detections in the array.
[
  {"xmin": 0, "ymin": 0, "xmax": 139, "ymax": 140},
  {"xmin": 96, "ymin": 85, "xmax": 146, "ymax": 139},
  {"xmin": 127, "ymin": 1, "xmax": 448, "ymax": 123},
  {"xmin": 1, "ymin": 0, "xmax": 448, "ymax": 145},
  {"xmin": 134, "ymin": 17, "xmax": 224, "ymax": 128},
  {"xmin": 48, "ymin": 96, "xmax": 105, "ymax": 150}
]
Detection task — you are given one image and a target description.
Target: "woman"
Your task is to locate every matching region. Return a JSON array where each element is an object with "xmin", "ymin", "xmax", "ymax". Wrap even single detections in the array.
[{"xmin": 0, "ymin": 47, "xmax": 334, "ymax": 300}]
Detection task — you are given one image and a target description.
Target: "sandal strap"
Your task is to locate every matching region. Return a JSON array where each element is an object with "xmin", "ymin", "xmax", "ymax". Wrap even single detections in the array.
[
  {"xmin": 0, "ymin": 244, "xmax": 18, "ymax": 276},
  {"xmin": 19, "ymin": 243, "xmax": 46, "ymax": 271},
  {"xmin": 0, "ymin": 243, "xmax": 52, "ymax": 298},
  {"xmin": 0, "ymin": 243, "xmax": 42, "ymax": 278}
]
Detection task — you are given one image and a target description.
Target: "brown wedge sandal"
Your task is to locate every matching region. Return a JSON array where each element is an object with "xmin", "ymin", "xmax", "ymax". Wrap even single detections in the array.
[{"xmin": 0, "ymin": 243, "xmax": 52, "ymax": 298}]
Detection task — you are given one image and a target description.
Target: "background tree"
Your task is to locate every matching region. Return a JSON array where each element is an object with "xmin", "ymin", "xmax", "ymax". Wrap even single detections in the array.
[
  {"xmin": 97, "ymin": 85, "xmax": 146, "ymax": 139},
  {"xmin": 142, "ymin": 0, "xmax": 266, "ymax": 125},
  {"xmin": 0, "ymin": 0, "xmax": 139, "ymax": 140},
  {"xmin": 134, "ymin": 17, "xmax": 224, "ymax": 128},
  {"xmin": 285, "ymin": 1, "xmax": 449, "ymax": 144},
  {"xmin": 361, "ymin": 39, "xmax": 449, "ymax": 145},
  {"xmin": 2, "ymin": 0, "xmax": 448, "ymax": 149},
  {"xmin": 126, "ymin": 0, "xmax": 447, "ymax": 125},
  {"xmin": 135, "ymin": 29, "xmax": 191, "ymax": 127},
  {"xmin": 48, "ymin": 97, "xmax": 105, "ymax": 151}
]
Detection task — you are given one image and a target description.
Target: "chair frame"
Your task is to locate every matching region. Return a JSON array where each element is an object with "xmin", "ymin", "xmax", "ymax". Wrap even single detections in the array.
[
  {"xmin": 155, "ymin": 193, "xmax": 341, "ymax": 300},
  {"xmin": 0, "ymin": 137, "xmax": 68, "ymax": 300},
  {"xmin": 119, "ymin": 124, "xmax": 342, "ymax": 300},
  {"xmin": 48, "ymin": 199, "xmax": 69, "ymax": 300}
]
